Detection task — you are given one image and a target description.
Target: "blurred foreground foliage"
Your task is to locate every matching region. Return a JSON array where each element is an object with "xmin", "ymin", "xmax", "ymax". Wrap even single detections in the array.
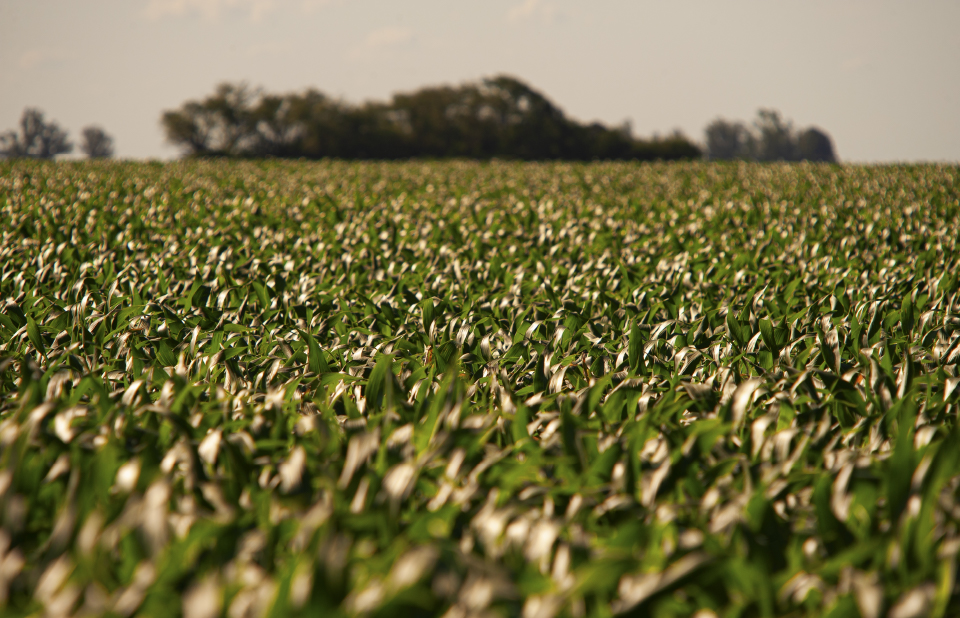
[{"xmin": 0, "ymin": 159, "xmax": 959, "ymax": 617}]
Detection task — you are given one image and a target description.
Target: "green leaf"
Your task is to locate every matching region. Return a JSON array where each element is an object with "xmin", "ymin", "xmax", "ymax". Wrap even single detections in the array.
[
  {"xmin": 726, "ymin": 309, "xmax": 746, "ymax": 347},
  {"xmin": 433, "ymin": 341, "xmax": 457, "ymax": 372},
  {"xmin": 628, "ymin": 322, "xmax": 645, "ymax": 374},
  {"xmin": 586, "ymin": 374, "xmax": 613, "ymax": 418},
  {"xmin": 421, "ymin": 298, "xmax": 435, "ymax": 330},
  {"xmin": 0, "ymin": 313, "xmax": 17, "ymax": 333},
  {"xmin": 300, "ymin": 329, "xmax": 329, "ymax": 374},
  {"xmin": 600, "ymin": 390, "xmax": 626, "ymax": 424},
  {"xmin": 26, "ymin": 317, "xmax": 45, "ymax": 357},
  {"xmin": 319, "ymin": 372, "xmax": 361, "ymax": 387},
  {"xmin": 533, "ymin": 354, "xmax": 548, "ymax": 392},
  {"xmin": 758, "ymin": 317, "xmax": 788, "ymax": 357},
  {"xmin": 179, "ymin": 279, "xmax": 202, "ymax": 310},
  {"xmin": 4, "ymin": 303, "xmax": 27, "ymax": 327},
  {"xmin": 252, "ymin": 280, "xmax": 270, "ymax": 309},
  {"xmin": 416, "ymin": 371, "xmax": 454, "ymax": 454},
  {"xmin": 901, "ymin": 294, "xmax": 916, "ymax": 335},
  {"xmin": 887, "ymin": 397, "xmax": 917, "ymax": 522},
  {"xmin": 162, "ymin": 306, "xmax": 185, "ymax": 339},
  {"xmin": 561, "ymin": 407, "xmax": 584, "ymax": 471},
  {"xmin": 365, "ymin": 353, "xmax": 393, "ymax": 411},
  {"xmin": 511, "ymin": 404, "xmax": 530, "ymax": 444},
  {"xmin": 155, "ymin": 340, "xmax": 178, "ymax": 367}
]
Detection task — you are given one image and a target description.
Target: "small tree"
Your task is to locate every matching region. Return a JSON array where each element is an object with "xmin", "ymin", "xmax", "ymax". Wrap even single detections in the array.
[
  {"xmin": 797, "ymin": 127, "xmax": 837, "ymax": 162},
  {"xmin": 0, "ymin": 108, "xmax": 73, "ymax": 159},
  {"xmin": 753, "ymin": 109, "xmax": 799, "ymax": 162},
  {"xmin": 161, "ymin": 83, "xmax": 259, "ymax": 156},
  {"xmin": 80, "ymin": 126, "xmax": 114, "ymax": 158},
  {"xmin": 703, "ymin": 110, "xmax": 838, "ymax": 163},
  {"xmin": 704, "ymin": 118, "xmax": 754, "ymax": 160}
]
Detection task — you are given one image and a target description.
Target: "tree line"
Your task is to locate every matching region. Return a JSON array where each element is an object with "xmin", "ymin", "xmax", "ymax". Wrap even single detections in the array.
[
  {"xmin": 0, "ymin": 109, "xmax": 114, "ymax": 159},
  {"xmin": 2, "ymin": 76, "xmax": 839, "ymax": 163},
  {"xmin": 704, "ymin": 109, "xmax": 837, "ymax": 162},
  {"xmin": 160, "ymin": 76, "xmax": 702, "ymax": 161}
]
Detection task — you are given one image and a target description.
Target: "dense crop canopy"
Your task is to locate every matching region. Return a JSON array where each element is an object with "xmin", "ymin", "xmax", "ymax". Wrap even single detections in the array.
[{"xmin": 1, "ymin": 160, "xmax": 959, "ymax": 617}]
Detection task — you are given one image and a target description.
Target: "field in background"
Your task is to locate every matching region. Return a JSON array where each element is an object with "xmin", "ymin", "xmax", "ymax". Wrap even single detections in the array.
[{"xmin": 1, "ymin": 160, "xmax": 959, "ymax": 617}]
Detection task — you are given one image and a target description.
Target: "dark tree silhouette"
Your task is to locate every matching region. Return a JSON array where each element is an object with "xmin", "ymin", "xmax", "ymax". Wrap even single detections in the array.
[
  {"xmin": 704, "ymin": 110, "xmax": 838, "ymax": 163},
  {"xmin": 0, "ymin": 108, "xmax": 72, "ymax": 159},
  {"xmin": 704, "ymin": 118, "xmax": 754, "ymax": 160},
  {"xmin": 250, "ymin": 95, "xmax": 304, "ymax": 156},
  {"xmin": 161, "ymin": 83, "xmax": 260, "ymax": 156},
  {"xmin": 80, "ymin": 126, "xmax": 114, "ymax": 158},
  {"xmin": 754, "ymin": 109, "xmax": 799, "ymax": 162},
  {"xmin": 161, "ymin": 76, "xmax": 702, "ymax": 162},
  {"xmin": 797, "ymin": 127, "xmax": 837, "ymax": 162}
]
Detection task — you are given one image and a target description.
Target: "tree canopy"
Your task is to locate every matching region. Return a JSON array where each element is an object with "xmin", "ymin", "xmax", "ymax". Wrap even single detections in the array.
[
  {"xmin": 80, "ymin": 126, "xmax": 115, "ymax": 158},
  {"xmin": 0, "ymin": 108, "xmax": 73, "ymax": 159},
  {"xmin": 162, "ymin": 76, "xmax": 701, "ymax": 161},
  {"xmin": 704, "ymin": 110, "xmax": 837, "ymax": 163}
]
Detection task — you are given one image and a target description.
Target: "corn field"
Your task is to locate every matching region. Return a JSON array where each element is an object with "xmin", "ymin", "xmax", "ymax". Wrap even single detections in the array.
[{"xmin": 1, "ymin": 159, "xmax": 959, "ymax": 618}]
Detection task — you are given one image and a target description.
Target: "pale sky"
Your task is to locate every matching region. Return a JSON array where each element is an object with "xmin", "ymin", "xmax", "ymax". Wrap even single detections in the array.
[{"xmin": 2, "ymin": 1, "xmax": 958, "ymax": 162}]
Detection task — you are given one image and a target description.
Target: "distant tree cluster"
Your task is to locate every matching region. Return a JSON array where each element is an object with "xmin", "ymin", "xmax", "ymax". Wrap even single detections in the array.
[
  {"xmin": 80, "ymin": 126, "xmax": 115, "ymax": 158},
  {"xmin": 0, "ymin": 108, "xmax": 114, "ymax": 159},
  {"xmin": 704, "ymin": 109, "xmax": 837, "ymax": 162},
  {"xmin": 161, "ymin": 76, "xmax": 701, "ymax": 161}
]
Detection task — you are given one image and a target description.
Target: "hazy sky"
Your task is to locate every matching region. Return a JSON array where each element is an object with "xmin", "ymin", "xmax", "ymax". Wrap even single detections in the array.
[{"xmin": 2, "ymin": 1, "xmax": 958, "ymax": 162}]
